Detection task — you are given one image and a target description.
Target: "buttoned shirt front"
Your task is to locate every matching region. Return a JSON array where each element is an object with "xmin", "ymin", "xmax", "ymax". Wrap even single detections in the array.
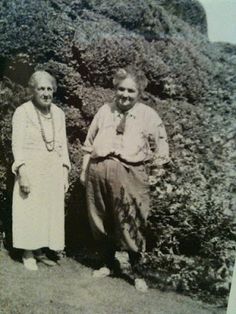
[{"xmin": 83, "ymin": 102, "xmax": 169, "ymax": 165}]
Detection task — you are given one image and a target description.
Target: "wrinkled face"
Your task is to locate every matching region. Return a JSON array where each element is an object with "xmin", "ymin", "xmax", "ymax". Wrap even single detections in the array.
[
  {"xmin": 32, "ymin": 75, "xmax": 53, "ymax": 108},
  {"xmin": 115, "ymin": 77, "xmax": 139, "ymax": 111}
]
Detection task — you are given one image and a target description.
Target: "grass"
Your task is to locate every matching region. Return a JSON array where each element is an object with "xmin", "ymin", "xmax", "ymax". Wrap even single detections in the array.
[{"xmin": 0, "ymin": 250, "xmax": 226, "ymax": 314}]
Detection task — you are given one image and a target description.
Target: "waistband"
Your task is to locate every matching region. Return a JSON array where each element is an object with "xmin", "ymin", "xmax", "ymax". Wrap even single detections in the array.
[{"xmin": 91, "ymin": 155, "xmax": 150, "ymax": 167}]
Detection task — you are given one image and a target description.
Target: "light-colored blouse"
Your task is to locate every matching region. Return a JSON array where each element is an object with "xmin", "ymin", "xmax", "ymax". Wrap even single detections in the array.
[{"xmin": 83, "ymin": 102, "xmax": 169, "ymax": 165}]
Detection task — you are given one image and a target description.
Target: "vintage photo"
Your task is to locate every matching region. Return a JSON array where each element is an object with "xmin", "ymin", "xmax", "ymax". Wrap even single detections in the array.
[{"xmin": 0, "ymin": 1, "xmax": 235, "ymax": 313}]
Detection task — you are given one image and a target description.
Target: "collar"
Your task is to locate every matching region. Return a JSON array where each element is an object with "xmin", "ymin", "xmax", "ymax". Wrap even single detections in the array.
[
  {"xmin": 114, "ymin": 102, "xmax": 140, "ymax": 119},
  {"xmin": 23, "ymin": 100, "xmax": 59, "ymax": 128}
]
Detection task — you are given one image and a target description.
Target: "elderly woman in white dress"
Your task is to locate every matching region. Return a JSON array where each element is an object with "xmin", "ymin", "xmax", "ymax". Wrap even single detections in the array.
[
  {"xmin": 11, "ymin": 70, "xmax": 70, "ymax": 270},
  {"xmin": 80, "ymin": 67, "xmax": 169, "ymax": 291}
]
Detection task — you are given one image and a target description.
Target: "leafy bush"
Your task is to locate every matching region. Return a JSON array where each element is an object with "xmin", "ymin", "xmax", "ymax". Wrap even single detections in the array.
[{"xmin": 0, "ymin": 0, "xmax": 236, "ymax": 305}]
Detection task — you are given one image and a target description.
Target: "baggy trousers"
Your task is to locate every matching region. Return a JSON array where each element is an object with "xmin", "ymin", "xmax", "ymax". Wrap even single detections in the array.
[{"xmin": 86, "ymin": 158, "xmax": 150, "ymax": 258}]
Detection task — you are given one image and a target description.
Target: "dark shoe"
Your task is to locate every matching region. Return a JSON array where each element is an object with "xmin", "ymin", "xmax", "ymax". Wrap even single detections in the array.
[{"xmin": 35, "ymin": 255, "xmax": 57, "ymax": 266}]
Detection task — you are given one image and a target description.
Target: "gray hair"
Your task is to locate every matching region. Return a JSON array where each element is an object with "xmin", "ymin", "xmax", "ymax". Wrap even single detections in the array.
[
  {"xmin": 28, "ymin": 70, "xmax": 57, "ymax": 92},
  {"xmin": 113, "ymin": 67, "xmax": 148, "ymax": 95}
]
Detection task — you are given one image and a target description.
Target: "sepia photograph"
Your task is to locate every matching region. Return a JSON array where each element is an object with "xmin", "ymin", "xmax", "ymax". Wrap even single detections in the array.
[{"xmin": 0, "ymin": 1, "xmax": 235, "ymax": 313}]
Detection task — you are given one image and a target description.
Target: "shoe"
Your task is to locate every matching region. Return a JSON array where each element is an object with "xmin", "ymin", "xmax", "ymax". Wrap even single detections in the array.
[
  {"xmin": 92, "ymin": 267, "xmax": 111, "ymax": 278},
  {"xmin": 115, "ymin": 251, "xmax": 130, "ymax": 270},
  {"xmin": 134, "ymin": 278, "xmax": 148, "ymax": 292},
  {"xmin": 23, "ymin": 257, "xmax": 38, "ymax": 271},
  {"xmin": 35, "ymin": 255, "xmax": 57, "ymax": 266}
]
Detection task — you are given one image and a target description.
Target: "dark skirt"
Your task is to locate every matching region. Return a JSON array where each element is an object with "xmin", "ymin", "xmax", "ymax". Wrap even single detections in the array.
[{"xmin": 86, "ymin": 158, "xmax": 150, "ymax": 253}]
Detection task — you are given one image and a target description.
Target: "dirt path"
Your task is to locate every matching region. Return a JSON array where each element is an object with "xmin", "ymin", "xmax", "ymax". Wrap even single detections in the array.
[{"xmin": 0, "ymin": 251, "xmax": 225, "ymax": 314}]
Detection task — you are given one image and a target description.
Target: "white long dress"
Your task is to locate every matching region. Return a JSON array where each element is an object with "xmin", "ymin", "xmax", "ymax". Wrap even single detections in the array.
[
  {"xmin": 12, "ymin": 101, "xmax": 70, "ymax": 250},
  {"xmin": 227, "ymin": 258, "xmax": 236, "ymax": 314}
]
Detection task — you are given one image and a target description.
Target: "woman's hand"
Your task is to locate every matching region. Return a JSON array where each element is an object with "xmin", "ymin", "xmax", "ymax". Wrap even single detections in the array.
[
  {"xmin": 63, "ymin": 166, "xmax": 69, "ymax": 193},
  {"xmin": 18, "ymin": 165, "xmax": 30, "ymax": 194},
  {"xmin": 151, "ymin": 167, "xmax": 165, "ymax": 177},
  {"xmin": 80, "ymin": 170, "xmax": 87, "ymax": 186}
]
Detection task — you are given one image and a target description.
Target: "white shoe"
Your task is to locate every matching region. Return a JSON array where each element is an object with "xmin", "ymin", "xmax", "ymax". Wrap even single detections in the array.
[
  {"xmin": 134, "ymin": 278, "xmax": 148, "ymax": 292},
  {"xmin": 115, "ymin": 251, "xmax": 130, "ymax": 270},
  {"xmin": 92, "ymin": 267, "xmax": 111, "ymax": 278},
  {"xmin": 23, "ymin": 257, "xmax": 38, "ymax": 271}
]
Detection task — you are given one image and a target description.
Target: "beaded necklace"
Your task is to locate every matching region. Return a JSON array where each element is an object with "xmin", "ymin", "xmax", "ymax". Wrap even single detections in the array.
[{"xmin": 34, "ymin": 105, "xmax": 55, "ymax": 152}]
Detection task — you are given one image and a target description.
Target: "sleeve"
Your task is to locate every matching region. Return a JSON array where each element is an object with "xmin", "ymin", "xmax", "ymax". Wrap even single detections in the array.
[
  {"xmin": 82, "ymin": 108, "xmax": 101, "ymax": 154},
  {"xmin": 61, "ymin": 111, "xmax": 71, "ymax": 170},
  {"xmin": 11, "ymin": 107, "xmax": 27, "ymax": 175},
  {"xmin": 148, "ymin": 111, "xmax": 170, "ymax": 166}
]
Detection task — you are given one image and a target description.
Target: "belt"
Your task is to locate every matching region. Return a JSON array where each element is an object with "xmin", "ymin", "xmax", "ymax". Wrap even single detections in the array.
[{"xmin": 91, "ymin": 155, "xmax": 150, "ymax": 167}]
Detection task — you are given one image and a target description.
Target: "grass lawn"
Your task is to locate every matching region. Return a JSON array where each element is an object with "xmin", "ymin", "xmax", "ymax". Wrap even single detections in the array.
[{"xmin": 0, "ymin": 250, "xmax": 226, "ymax": 314}]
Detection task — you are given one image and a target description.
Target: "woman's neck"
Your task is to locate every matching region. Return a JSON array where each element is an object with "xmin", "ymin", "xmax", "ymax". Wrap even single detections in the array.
[
  {"xmin": 32, "ymin": 100, "xmax": 51, "ymax": 115},
  {"xmin": 116, "ymin": 103, "xmax": 136, "ymax": 113}
]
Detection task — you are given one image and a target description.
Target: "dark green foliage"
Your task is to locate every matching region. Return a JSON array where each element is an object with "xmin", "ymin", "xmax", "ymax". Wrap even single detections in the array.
[
  {"xmin": 158, "ymin": 0, "xmax": 207, "ymax": 34},
  {"xmin": 0, "ymin": 0, "xmax": 236, "ymax": 305}
]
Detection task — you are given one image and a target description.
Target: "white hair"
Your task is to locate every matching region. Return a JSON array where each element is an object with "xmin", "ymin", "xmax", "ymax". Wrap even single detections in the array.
[{"xmin": 28, "ymin": 70, "xmax": 57, "ymax": 92}]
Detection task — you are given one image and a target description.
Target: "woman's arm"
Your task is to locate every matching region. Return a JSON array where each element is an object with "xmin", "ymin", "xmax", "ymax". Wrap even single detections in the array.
[
  {"xmin": 18, "ymin": 165, "xmax": 31, "ymax": 194},
  {"xmin": 155, "ymin": 121, "xmax": 170, "ymax": 166},
  {"xmin": 61, "ymin": 111, "xmax": 71, "ymax": 171},
  {"xmin": 80, "ymin": 108, "xmax": 101, "ymax": 185},
  {"xmin": 80, "ymin": 153, "xmax": 91, "ymax": 186},
  {"xmin": 82, "ymin": 109, "xmax": 101, "ymax": 154},
  {"xmin": 61, "ymin": 111, "xmax": 71, "ymax": 192},
  {"xmin": 12, "ymin": 107, "xmax": 30, "ymax": 194},
  {"xmin": 12, "ymin": 107, "xmax": 26, "ymax": 174},
  {"xmin": 148, "ymin": 110, "xmax": 170, "ymax": 166}
]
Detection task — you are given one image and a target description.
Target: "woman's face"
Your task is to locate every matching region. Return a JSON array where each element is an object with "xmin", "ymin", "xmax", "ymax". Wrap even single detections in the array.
[
  {"xmin": 115, "ymin": 77, "xmax": 139, "ymax": 111},
  {"xmin": 32, "ymin": 75, "xmax": 53, "ymax": 109}
]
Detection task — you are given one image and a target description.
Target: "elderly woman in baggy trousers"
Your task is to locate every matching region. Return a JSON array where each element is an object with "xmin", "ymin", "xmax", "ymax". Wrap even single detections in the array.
[
  {"xmin": 80, "ymin": 67, "xmax": 169, "ymax": 291},
  {"xmin": 12, "ymin": 70, "xmax": 70, "ymax": 270}
]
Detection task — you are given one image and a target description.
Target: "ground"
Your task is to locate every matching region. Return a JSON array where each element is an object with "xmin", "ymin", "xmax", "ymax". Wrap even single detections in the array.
[{"xmin": 0, "ymin": 250, "xmax": 226, "ymax": 314}]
